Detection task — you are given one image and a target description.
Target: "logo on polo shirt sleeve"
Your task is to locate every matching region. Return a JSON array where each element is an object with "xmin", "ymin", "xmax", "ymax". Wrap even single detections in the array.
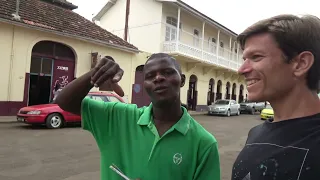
[{"xmin": 173, "ymin": 153, "xmax": 183, "ymax": 165}]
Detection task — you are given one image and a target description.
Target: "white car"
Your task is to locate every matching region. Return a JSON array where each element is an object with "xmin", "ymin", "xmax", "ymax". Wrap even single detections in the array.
[{"xmin": 208, "ymin": 99, "xmax": 240, "ymax": 116}]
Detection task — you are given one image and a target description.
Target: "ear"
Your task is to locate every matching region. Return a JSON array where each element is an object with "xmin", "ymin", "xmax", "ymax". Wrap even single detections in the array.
[
  {"xmin": 292, "ymin": 51, "xmax": 314, "ymax": 78},
  {"xmin": 180, "ymin": 74, "xmax": 186, "ymax": 87}
]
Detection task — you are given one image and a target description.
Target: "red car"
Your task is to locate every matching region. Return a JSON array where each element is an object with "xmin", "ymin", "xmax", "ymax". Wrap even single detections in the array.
[{"xmin": 16, "ymin": 92, "xmax": 125, "ymax": 129}]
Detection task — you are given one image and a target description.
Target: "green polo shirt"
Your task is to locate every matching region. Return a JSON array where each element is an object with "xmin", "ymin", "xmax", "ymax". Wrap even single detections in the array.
[{"xmin": 81, "ymin": 97, "xmax": 220, "ymax": 180}]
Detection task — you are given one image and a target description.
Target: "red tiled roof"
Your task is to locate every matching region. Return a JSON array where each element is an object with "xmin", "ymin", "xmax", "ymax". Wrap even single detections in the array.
[{"xmin": 0, "ymin": 0, "xmax": 138, "ymax": 51}]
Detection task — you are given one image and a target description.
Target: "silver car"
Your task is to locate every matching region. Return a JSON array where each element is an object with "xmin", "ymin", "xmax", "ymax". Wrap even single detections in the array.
[
  {"xmin": 240, "ymin": 100, "xmax": 266, "ymax": 115},
  {"xmin": 208, "ymin": 99, "xmax": 240, "ymax": 116}
]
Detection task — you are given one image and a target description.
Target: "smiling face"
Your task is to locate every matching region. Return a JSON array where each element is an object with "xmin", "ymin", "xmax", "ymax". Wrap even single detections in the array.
[
  {"xmin": 238, "ymin": 33, "xmax": 296, "ymax": 102},
  {"xmin": 143, "ymin": 57, "xmax": 185, "ymax": 107}
]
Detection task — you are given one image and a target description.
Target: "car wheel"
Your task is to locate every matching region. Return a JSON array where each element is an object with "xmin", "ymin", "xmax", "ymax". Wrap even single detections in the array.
[
  {"xmin": 227, "ymin": 110, "xmax": 231, "ymax": 117},
  {"xmin": 251, "ymin": 108, "xmax": 255, "ymax": 115},
  {"xmin": 45, "ymin": 113, "xmax": 63, "ymax": 129},
  {"xmin": 237, "ymin": 109, "xmax": 240, "ymax": 116}
]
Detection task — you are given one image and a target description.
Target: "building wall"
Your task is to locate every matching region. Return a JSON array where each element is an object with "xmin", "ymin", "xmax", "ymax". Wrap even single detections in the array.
[
  {"xmin": 161, "ymin": 3, "xmax": 241, "ymax": 63},
  {"xmin": 0, "ymin": 21, "xmax": 136, "ymax": 115},
  {"xmin": 99, "ymin": 0, "xmax": 164, "ymax": 53},
  {"xmin": 177, "ymin": 60, "xmax": 247, "ymax": 110}
]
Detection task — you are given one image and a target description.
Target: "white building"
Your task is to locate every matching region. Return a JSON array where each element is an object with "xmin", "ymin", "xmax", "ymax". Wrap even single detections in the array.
[{"xmin": 93, "ymin": 0, "xmax": 247, "ymax": 111}]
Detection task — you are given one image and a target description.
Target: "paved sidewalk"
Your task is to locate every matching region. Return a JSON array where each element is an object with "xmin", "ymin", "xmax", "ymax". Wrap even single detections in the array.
[
  {"xmin": 0, "ymin": 116, "xmax": 16, "ymax": 123},
  {"xmin": 0, "ymin": 110, "xmax": 208, "ymax": 123},
  {"xmin": 188, "ymin": 111, "xmax": 208, "ymax": 116}
]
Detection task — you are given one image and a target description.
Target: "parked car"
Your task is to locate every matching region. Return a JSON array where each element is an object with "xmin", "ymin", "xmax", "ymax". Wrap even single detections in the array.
[
  {"xmin": 208, "ymin": 99, "xmax": 240, "ymax": 116},
  {"xmin": 240, "ymin": 99, "xmax": 266, "ymax": 114},
  {"xmin": 16, "ymin": 92, "xmax": 125, "ymax": 129},
  {"xmin": 260, "ymin": 104, "xmax": 274, "ymax": 120}
]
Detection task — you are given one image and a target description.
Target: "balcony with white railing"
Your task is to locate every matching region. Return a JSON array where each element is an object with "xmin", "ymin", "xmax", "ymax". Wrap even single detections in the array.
[{"xmin": 162, "ymin": 25, "xmax": 242, "ymax": 72}]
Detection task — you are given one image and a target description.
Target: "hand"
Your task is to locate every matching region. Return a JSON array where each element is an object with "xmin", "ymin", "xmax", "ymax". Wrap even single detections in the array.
[{"xmin": 91, "ymin": 56, "xmax": 125, "ymax": 97}]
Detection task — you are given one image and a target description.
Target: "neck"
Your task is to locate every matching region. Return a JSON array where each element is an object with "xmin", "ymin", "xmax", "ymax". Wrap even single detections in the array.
[
  {"xmin": 152, "ymin": 99, "xmax": 183, "ymax": 122},
  {"xmin": 270, "ymin": 85, "xmax": 320, "ymax": 122}
]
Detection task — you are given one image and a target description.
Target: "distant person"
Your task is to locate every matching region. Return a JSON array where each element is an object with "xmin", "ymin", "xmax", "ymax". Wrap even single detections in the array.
[
  {"xmin": 232, "ymin": 14, "xmax": 320, "ymax": 180},
  {"xmin": 52, "ymin": 84, "xmax": 62, "ymax": 103},
  {"xmin": 56, "ymin": 54, "xmax": 220, "ymax": 180}
]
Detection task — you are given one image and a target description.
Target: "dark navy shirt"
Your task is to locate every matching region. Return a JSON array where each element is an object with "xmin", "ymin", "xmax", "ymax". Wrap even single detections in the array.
[{"xmin": 232, "ymin": 113, "xmax": 320, "ymax": 180}]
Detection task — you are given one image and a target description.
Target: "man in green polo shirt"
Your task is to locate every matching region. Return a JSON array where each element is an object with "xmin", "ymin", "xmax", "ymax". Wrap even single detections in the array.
[{"xmin": 56, "ymin": 53, "xmax": 220, "ymax": 180}]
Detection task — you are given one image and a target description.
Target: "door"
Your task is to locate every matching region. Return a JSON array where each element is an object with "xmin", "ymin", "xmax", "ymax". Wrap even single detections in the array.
[
  {"xmin": 132, "ymin": 69, "xmax": 150, "ymax": 107},
  {"xmin": 51, "ymin": 60, "xmax": 75, "ymax": 99},
  {"xmin": 28, "ymin": 57, "xmax": 53, "ymax": 106},
  {"xmin": 230, "ymin": 100, "xmax": 237, "ymax": 114}
]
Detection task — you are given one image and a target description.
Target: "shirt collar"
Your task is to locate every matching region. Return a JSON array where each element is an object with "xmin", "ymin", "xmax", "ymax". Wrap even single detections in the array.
[{"xmin": 137, "ymin": 103, "xmax": 191, "ymax": 135}]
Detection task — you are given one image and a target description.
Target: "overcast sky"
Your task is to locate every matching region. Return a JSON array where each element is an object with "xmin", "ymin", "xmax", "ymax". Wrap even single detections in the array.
[{"xmin": 68, "ymin": 0, "xmax": 320, "ymax": 34}]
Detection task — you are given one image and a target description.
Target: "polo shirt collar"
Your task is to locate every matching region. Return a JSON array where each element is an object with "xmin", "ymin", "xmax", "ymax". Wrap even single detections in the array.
[{"xmin": 137, "ymin": 103, "xmax": 191, "ymax": 135}]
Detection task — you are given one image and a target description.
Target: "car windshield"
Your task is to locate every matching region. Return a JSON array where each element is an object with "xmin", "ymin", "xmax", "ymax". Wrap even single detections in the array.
[
  {"xmin": 215, "ymin": 100, "xmax": 229, "ymax": 105},
  {"xmin": 266, "ymin": 104, "xmax": 273, "ymax": 109},
  {"xmin": 90, "ymin": 95, "xmax": 109, "ymax": 102}
]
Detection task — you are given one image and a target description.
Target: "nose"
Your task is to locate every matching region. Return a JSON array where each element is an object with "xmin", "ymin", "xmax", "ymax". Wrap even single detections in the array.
[
  {"xmin": 238, "ymin": 59, "xmax": 252, "ymax": 75},
  {"xmin": 154, "ymin": 72, "xmax": 165, "ymax": 83}
]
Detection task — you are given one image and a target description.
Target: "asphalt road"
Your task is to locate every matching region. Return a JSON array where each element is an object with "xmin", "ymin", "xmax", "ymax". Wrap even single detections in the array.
[{"xmin": 0, "ymin": 114, "xmax": 263, "ymax": 180}]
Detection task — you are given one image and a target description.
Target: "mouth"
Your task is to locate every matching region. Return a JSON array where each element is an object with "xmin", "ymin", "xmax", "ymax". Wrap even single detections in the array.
[
  {"xmin": 246, "ymin": 79, "xmax": 260, "ymax": 87},
  {"xmin": 154, "ymin": 86, "xmax": 169, "ymax": 93}
]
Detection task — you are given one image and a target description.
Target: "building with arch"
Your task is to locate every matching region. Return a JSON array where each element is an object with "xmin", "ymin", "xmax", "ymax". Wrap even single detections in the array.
[
  {"xmin": 0, "ymin": 0, "xmax": 139, "ymax": 115},
  {"xmin": 93, "ymin": 0, "xmax": 248, "ymax": 111}
]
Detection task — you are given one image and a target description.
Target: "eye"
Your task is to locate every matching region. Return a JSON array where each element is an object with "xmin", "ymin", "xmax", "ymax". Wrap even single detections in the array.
[
  {"xmin": 144, "ymin": 73, "xmax": 154, "ymax": 79},
  {"xmin": 163, "ymin": 69, "xmax": 175, "ymax": 75},
  {"xmin": 251, "ymin": 54, "xmax": 264, "ymax": 61}
]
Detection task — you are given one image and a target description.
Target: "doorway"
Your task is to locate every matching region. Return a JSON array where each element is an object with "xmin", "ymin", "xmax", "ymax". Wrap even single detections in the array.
[
  {"xmin": 239, "ymin": 84, "xmax": 244, "ymax": 103},
  {"xmin": 28, "ymin": 41, "xmax": 76, "ymax": 106},
  {"xmin": 131, "ymin": 65, "xmax": 150, "ymax": 107},
  {"xmin": 187, "ymin": 74, "xmax": 198, "ymax": 111},
  {"xmin": 28, "ymin": 74, "xmax": 52, "ymax": 106},
  {"xmin": 225, "ymin": 82, "xmax": 231, "ymax": 99},
  {"xmin": 28, "ymin": 57, "xmax": 53, "ymax": 106},
  {"xmin": 232, "ymin": 83, "xmax": 237, "ymax": 100},
  {"xmin": 216, "ymin": 80, "xmax": 222, "ymax": 100},
  {"xmin": 207, "ymin": 78, "xmax": 215, "ymax": 105}
]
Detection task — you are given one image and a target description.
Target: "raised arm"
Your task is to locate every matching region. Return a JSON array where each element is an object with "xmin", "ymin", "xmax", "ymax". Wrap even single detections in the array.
[{"xmin": 55, "ymin": 56, "xmax": 124, "ymax": 115}]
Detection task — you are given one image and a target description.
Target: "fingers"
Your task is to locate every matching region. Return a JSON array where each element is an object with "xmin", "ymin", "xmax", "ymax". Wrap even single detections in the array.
[
  {"xmin": 112, "ymin": 69, "xmax": 124, "ymax": 83},
  {"xmin": 91, "ymin": 57, "xmax": 123, "ymax": 87},
  {"xmin": 90, "ymin": 56, "xmax": 125, "ymax": 97},
  {"xmin": 111, "ymin": 83, "xmax": 125, "ymax": 97},
  {"xmin": 94, "ymin": 63, "xmax": 117, "ymax": 86}
]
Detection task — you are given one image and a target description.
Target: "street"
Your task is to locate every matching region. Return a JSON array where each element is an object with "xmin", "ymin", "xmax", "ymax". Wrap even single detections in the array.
[{"xmin": 0, "ymin": 114, "xmax": 263, "ymax": 180}]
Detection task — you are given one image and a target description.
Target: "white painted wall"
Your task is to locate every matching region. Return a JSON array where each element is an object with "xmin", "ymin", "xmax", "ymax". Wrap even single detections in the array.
[{"xmin": 99, "ymin": 0, "xmax": 164, "ymax": 53}]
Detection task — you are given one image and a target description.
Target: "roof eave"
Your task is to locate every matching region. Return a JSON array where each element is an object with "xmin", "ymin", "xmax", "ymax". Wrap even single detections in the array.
[
  {"xmin": 0, "ymin": 18, "xmax": 140, "ymax": 54},
  {"xmin": 174, "ymin": 0, "xmax": 238, "ymax": 37},
  {"xmin": 92, "ymin": 0, "xmax": 118, "ymax": 21}
]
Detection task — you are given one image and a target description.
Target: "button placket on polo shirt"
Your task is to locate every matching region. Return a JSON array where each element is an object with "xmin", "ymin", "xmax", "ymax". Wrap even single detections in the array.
[{"xmin": 147, "ymin": 121, "xmax": 175, "ymax": 161}]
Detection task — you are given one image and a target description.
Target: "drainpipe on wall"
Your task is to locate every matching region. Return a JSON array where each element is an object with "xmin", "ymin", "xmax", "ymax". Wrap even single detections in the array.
[
  {"xmin": 12, "ymin": 0, "xmax": 21, "ymax": 20},
  {"xmin": 124, "ymin": 0, "xmax": 131, "ymax": 41},
  {"xmin": 7, "ymin": 26, "xmax": 16, "ymax": 102}
]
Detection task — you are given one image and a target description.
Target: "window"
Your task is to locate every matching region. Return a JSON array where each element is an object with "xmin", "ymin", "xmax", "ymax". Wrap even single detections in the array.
[
  {"xmin": 219, "ymin": 41, "xmax": 224, "ymax": 54},
  {"xmin": 165, "ymin": 17, "xmax": 182, "ymax": 42},
  {"xmin": 220, "ymin": 42, "xmax": 224, "ymax": 48},
  {"xmin": 193, "ymin": 29, "xmax": 200, "ymax": 47},
  {"xmin": 30, "ymin": 57, "xmax": 53, "ymax": 75},
  {"xmin": 91, "ymin": 95, "xmax": 108, "ymax": 102},
  {"xmin": 108, "ymin": 96, "xmax": 121, "ymax": 102},
  {"xmin": 208, "ymin": 37, "xmax": 216, "ymax": 53}
]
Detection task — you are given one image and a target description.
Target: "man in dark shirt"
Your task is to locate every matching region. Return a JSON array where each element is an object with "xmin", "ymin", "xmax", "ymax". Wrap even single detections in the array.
[{"xmin": 232, "ymin": 14, "xmax": 320, "ymax": 180}]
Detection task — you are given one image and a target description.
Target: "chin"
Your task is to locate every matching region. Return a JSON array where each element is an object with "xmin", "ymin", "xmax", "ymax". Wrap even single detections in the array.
[
  {"xmin": 153, "ymin": 97, "xmax": 178, "ymax": 107},
  {"xmin": 247, "ymin": 93, "xmax": 265, "ymax": 102}
]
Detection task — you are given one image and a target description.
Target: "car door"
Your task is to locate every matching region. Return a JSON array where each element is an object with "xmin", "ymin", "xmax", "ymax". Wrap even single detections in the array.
[{"xmin": 230, "ymin": 100, "xmax": 236, "ymax": 114}]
